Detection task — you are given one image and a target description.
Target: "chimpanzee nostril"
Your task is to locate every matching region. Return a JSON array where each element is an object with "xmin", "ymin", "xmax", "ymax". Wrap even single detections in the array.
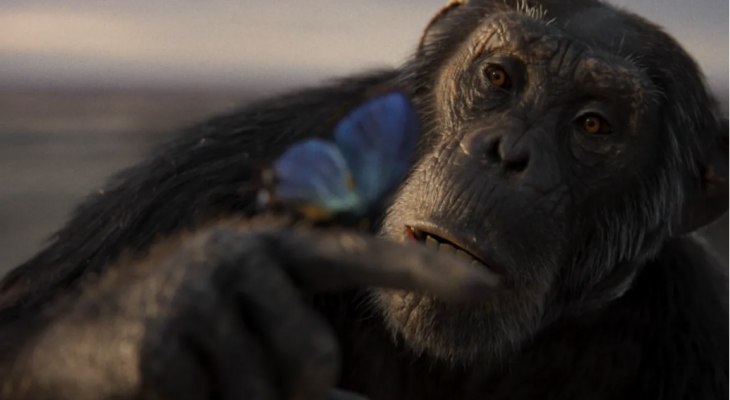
[
  {"xmin": 486, "ymin": 137, "xmax": 502, "ymax": 163},
  {"xmin": 503, "ymin": 152, "xmax": 530, "ymax": 173},
  {"xmin": 484, "ymin": 135, "xmax": 530, "ymax": 173}
]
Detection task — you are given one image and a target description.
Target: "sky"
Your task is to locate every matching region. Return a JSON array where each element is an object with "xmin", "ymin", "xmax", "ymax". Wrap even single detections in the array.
[{"xmin": 0, "ymin": 0, "xmax": 727, "ymax": 93}]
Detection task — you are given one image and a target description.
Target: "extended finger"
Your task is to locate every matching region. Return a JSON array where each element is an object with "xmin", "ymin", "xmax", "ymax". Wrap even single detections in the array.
[
  {"xmin": 202, "ymin": 232, "xmax": 342, "ymax": 400},
  {"xmin": 267, "ymin": 230, "xmax": 502, "ymax": 303}
]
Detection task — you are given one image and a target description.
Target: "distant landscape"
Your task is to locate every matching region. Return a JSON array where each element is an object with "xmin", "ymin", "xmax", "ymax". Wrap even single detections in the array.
[
  {"xmin": 0, "ymin": 89, "xmax": 253, "ymax": 274},
  {"xmin": 0, "ymin": 85, "xmax": 727, "ymax": 275}
]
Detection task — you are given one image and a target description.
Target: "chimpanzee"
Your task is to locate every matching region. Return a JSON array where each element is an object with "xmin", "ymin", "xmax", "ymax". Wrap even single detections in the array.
[{"xmin": 0, "ymin": 0, "xmax": 727, "ymax": 399}]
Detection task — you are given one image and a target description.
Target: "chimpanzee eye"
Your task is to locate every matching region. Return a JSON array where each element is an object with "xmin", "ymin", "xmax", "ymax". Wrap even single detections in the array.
[
  {"xmin": 576, "ymin": 113, "xmax": 612, "ymax": 135},
  {"xmin": 484, "ymin": 65, "xmax": 512, "ymax": 89}
]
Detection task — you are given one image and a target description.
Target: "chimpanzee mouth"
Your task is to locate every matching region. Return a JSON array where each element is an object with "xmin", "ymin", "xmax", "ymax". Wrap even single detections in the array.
[{"xmin": 405, "ymin": 225, "xmax": 501, "ymax": 275}]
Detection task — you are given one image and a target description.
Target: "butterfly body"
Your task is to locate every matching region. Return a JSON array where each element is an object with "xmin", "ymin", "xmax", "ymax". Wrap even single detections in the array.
[{"xmin": 259, "ymin": 91, "xmax": 420, "ymax": 222}]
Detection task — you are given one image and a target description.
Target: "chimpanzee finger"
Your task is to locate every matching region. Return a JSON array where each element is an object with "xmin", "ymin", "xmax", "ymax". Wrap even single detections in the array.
[
  {"xmin": 189, "ymin": 226, "xmax": 499, "ymax": 399},
  {"xmin": 265, "ymin": 230, "xmax": 502, "ymax": 303},
  {"xmin": 205, "ymin": 230, "xmax": 342, "ymax": 400},
  {"xmin": 141, "ymin": 249, "xmax": 281, "ymax": 400},
  {"xmin": 173, "ymin": 307, "xmax": 279, "ymax": 400}
]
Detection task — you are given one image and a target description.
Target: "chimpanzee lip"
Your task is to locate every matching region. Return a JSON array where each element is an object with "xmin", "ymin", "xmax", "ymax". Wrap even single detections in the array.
[{"xmin": 405, "ymin": 222, "xmax": 505, "ymax": 277}]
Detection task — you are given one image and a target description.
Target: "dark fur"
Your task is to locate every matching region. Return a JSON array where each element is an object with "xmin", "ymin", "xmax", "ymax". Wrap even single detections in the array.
[{"xmin": 0, "ymin": 1, "xmax": 727, "ymax": 399}]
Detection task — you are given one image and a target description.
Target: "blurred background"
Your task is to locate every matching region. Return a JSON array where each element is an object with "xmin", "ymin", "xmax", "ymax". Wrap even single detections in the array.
[{"xmin": 0, "ymin": 0, "xmax": 727, "ymax": 275}]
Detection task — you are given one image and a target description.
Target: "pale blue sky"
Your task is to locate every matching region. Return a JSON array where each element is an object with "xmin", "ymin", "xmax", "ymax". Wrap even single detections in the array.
[{"xmin": 0, "ymin": 0, "xmax": 726, "ymax": 94}]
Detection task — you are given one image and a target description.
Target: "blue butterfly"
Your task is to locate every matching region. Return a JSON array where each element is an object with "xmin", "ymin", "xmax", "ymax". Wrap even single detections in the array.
[{"xmin": 259, "ymin": 91, "xmax": 421, "ymax": 220}]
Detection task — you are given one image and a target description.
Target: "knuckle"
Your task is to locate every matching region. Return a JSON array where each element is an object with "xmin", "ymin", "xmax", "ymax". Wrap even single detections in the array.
[
  {"xmin": 306, "ymin": 330, "xmax": 340, "ymax": 368},
  {"xmin": 286, "ymin": 313, "xmax": 341, "ymax": 381},
  {"xmin": 289, "ymin": 339, "xmax": 340, "ymax": 399}
]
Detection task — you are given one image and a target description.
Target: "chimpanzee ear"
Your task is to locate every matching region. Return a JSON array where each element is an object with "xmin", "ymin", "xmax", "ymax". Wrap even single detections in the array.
[
  {"xmin": 417, "ymin": 0, "xmax": 467, "ymax": 56},
  {"xmin": 675, "ymin": 117, "xmax": 729, "ymax": 235}
]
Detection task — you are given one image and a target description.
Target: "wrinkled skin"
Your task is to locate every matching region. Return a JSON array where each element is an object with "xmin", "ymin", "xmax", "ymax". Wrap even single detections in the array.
[
  {"xmin": 0, "ymin": 1, "xmax": 727, "ymax": 400},
  {"xmin": 378, "ymin": 7, "xmax": 670, "ymax": 364}
]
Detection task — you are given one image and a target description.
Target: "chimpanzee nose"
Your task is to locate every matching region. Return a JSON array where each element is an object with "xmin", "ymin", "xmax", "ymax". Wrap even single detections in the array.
[{"xmin": 485, "ymin": 135, "xmax": 531, "ymax": 173}]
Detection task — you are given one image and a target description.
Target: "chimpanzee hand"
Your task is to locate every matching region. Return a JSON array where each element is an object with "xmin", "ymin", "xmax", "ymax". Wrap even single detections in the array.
[{"xmin": 0, "ymin": 224, "xmax": 498, "ymax": 400}]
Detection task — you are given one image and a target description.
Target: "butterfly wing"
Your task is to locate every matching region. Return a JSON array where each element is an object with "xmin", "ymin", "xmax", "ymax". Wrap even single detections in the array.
[
  {"xmin": 333, "ymin": 91, "xmax": 420, "ymax": 209},
  {"xmin": 269, "ymin": 138, "xmax": 360, "ymax": 218}
]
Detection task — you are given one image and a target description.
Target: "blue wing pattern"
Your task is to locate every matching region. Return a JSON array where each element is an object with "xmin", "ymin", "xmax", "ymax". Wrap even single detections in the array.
[
  {"xmin": 271, "ymin": 138, "xmax": 359, "ymax": 216},
  {"xmin": 264, "ymin": 91, "xmax": 420, "ymax": 218},
  {"xmin": 333, "ymin": 91, "xmax": 420, "ymax": 207}
]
